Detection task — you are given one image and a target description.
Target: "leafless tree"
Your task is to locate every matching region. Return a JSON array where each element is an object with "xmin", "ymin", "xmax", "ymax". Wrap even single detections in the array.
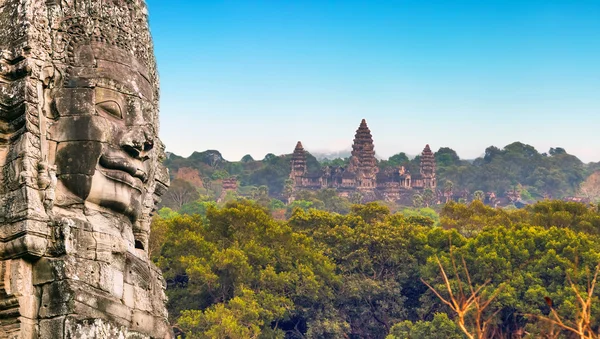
[{"xmin": 421, "ymin": 254, "xmax": 504, "ymax": 339}]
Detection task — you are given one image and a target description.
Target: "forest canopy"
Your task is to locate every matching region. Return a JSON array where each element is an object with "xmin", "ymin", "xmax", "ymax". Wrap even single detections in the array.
[{"xmin": 152, "ymin": 199, "xmax": 600, "ymax": 339}]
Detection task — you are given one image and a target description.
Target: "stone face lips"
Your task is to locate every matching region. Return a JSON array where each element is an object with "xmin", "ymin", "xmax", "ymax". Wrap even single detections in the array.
[{"xmin": 0, "ymin": 0, "xmax": 172, "ymax": 337}]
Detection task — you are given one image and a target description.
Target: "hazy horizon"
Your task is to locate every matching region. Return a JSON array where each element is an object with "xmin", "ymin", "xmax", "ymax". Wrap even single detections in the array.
[
  {"xmin": 147, "ymin": 1, "xmax": 600, "ymax": 163},
  {"xmin": 166, "ymin": 134, "xmax": 586, "ymax": 164}
]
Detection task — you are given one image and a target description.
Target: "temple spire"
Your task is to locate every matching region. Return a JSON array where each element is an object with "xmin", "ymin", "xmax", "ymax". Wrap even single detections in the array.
[
  {"xmin": 351, "ymin": 119, "xmax": 376, "ymax": 166},
  {"xmin": 350, "ymin": 119, "xmax": 378, "ymax": 189},
  {"xmin": 290, "ymin": 141, "xmax": 307, "ymax": 184},
  {"xmin": 419, "ymin": 144, "xmax": 436, "ymax": 188}
]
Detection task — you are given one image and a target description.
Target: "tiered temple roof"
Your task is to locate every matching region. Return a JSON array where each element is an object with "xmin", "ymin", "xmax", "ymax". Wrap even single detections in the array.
[
  {"xmin": 222, "ymin": 177, "xmax": 238, "ymax": 191},
  {"xmin": 351, "ymin": 119, "xmax": 377, "ymax": 170},
  {"xmin": 291, "ymin": 141, "xmax": 307, "ymax": 174},
  {"xmin": 420, "ymin": 144, "xmax": 435, "ymax": 177},
  {"xmin": 290, "ymin": 141, "xmax": 309, "ymax": 188}
]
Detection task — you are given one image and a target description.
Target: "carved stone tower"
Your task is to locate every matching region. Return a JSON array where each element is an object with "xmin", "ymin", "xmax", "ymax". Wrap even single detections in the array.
[
  {"xmin": 0, "ymin": 0, "xmax": 172, "ymax": 337},
  {"xmin": 290, "ymin": 141, "xmax": 307, "ymax": 186},
  {"xmin": 419, "ymin": 144, "xmax": 437, "ymax": 189},
  {"xmin": 350, "ymin": 119, "xmax": 378, "ymax": 189}
]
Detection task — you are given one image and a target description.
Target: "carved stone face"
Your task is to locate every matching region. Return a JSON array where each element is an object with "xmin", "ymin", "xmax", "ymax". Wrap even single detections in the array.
[{"xmin": 50, "ymin": 42, "xmax": 159, "ymax": 221}]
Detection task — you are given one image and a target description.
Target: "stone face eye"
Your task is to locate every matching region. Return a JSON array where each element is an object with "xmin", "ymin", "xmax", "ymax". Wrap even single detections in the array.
[{"xmin": 96, "ymin": 100, "xmax": 122, "ymax": 119}]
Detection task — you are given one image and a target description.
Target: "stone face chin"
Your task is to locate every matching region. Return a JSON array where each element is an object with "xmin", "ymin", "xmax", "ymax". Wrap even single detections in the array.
[{"xmin": 0, "ymin": 0, "xmax": 172, "ymax": 337}]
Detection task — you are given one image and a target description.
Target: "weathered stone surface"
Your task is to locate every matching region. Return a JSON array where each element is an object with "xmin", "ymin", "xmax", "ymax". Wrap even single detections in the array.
[
  {"xmin": 64, "ymin": 317, "xmax": 151, "ymax": 339},
  {"xmin": 0, "ymin": 0, "xmax": 172, "ymax": 337},
  {"xmin": 39, "ymin": 316, "xmax": 66, "ymax": 339}
]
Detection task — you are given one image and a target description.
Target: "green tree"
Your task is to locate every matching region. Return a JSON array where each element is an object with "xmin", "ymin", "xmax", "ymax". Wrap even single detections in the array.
[
  {"xmin": 402, "ymin": 207, "xmax": 439, "ymax": 227},
  {"xmin": 387, "ymin": 313, "xmax": 463, "ymax": 339},
  {"xmin": 422, "ymin": 189, "xmax": 436, "ymax": 207},
  {"xmin": 349, "ymin": 191, "xmax": 363, "ymax": 204},
  {"xmin": 211, "ymin": 170, "xmax": 230, "ymax": 180},
  {"xmin": 380, "ymin": 153, "xmax": 410, "ymax": 169},
  {"xmin": 316, "ymin": 188, "xmax": 351, "ymax": 214},
  {"xmin": 268, "ymin": 199, "xmax": 286, "ymax": 211},
  {"xmin": 420, "ymin": 222, "xmax": 600, "ymax": 337},
  {"xmin": 413, "ymin": 194, "xmax": 424, "ymax": 208},
  {"xmin": 180, "ymin": 200, "xmax": 217, "ymax": 217},
  {"xmin": 473, "ymin": 190, "xmax": 484, "ymax": 202},
  {"xmin": 282, "ymin": 178, "xmax": 294, "ymax": 203},
  {"xmin": 157, "ymin": 207, "xmax": 179, "ymax": 220},
  {"xmin": 162, "ymin": 179, "xmax": 199, "ymax": 210},
  {"xmin": 443, "ymin": 180, "xmax": 454, "ymax": 203},
  {"xmin": 241, "ymin": 154, "xmax": 254, "ymax": 162},
  {"xmin": 435, "ymin": 147, "xmax": 461, "ymax": 167},
  {"xmin": 289, "ymin": 207, "xmax": 433, "ymax": 337},
  {"xmin": 158, "ymin": 201, "xmax": 339, "ymax": 338},
  {"xmin": 549, "ymin": 147, "xmax": 567, "ymax": 156},
  {"xmin": 285, "ymin": 200, "xmax": 317, "ymax": 219}
]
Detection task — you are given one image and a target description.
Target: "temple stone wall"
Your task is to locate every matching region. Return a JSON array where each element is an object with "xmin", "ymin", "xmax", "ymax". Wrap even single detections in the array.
[{"xmin": 0, "ymin": 0, "xmax": 172, "ymax": 337}]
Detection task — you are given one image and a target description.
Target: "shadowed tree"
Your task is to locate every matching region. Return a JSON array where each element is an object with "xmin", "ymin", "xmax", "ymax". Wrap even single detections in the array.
[
  {"xmin": 473, "ymin": 190, "xmax": 485, "ymax": 202},
  {"xmin": 163, "ymin": 179, "xmax": 198, "ymax": 210}
]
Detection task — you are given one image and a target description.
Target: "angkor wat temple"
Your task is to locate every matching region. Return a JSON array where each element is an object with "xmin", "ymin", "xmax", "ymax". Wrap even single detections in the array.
[{"xmin": 290, "ymin": 119, "xmax": 436, "ymax": 202}]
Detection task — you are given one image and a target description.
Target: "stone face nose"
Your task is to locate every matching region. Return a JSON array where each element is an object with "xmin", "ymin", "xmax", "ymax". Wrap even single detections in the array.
[{"xmin": 121, "ymin": 127, "xmax": 154, "ymax": 160}]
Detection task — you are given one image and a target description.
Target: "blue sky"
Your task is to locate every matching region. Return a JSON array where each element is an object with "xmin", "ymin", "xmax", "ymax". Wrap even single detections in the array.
[{"xmin": 146, "ymin": 0, "xmax": 600, "ymax": 162}]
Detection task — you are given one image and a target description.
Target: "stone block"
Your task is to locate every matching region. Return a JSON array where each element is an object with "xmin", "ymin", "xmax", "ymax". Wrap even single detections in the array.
[
  {"xmin": 18, "ymin": 295, "xmax": 39, "ymax": 319},
  {"xmin": 131, "ymin": 310, "xmax": 155, "ymax": 335},
  {"xmin": 54, "ymin": 141, "xmax": 103, "ymax": 176},
  {"xmin": 71, "ymin": 284, "xmax": 132, "ymax": 323},
  {"xmin": 39, "ymin": 280, "xmax": 72, "ymax": 318},
  {"xmin": 0, "ymin": 234, "xmax": 48, "ymax": 260},
  {"xmin": 124, "ymin": 253, "xmax": 151, "ymax": 289},
  {"xmin": 64, "ymin": 258, "xmax": 100, "ymax": 289},
  {"xmin": 7, "ymin": 259, "xmax": 33, "ymax": 296},
  {"xmin": 64, "ymin": 317, "xmax": 152, "ymax": 339},
  {"xmin": 18, "ymin": 316, "xmax": 38, "ymax": 339},
  {"xmin": 122, "ymin": 283, "xmax": 134, "ymax": 309},
  {"xmin": 39, "ymin": 316, "xmax": 65, "ymax": 339},
  {"xmin": 94, "ymin": 231, "xmax": 127, "ymax": 263},
  {"xmin": 33, "ymin": 258, "xmax": 59, "ymax": 286},
  {"xmin": 70, "ymin": 228, "xmax": 96, "ymax": 260},
  {"xmin": 133, "ymin": 285, "xmax": 152, "ymax": 313},
  {"xmin": 153, "ymin": 316, "xmax": 173, "ymax": 339},
  {"xmin": 99, "ymin": 263, "xmax": 124, "ymax": 299}
]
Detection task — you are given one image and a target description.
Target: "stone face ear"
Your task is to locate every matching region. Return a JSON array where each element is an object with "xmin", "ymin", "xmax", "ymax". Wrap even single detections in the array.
[{"xmin": 40, "ymin": 65, "xmax": 55, "ymax": 86}]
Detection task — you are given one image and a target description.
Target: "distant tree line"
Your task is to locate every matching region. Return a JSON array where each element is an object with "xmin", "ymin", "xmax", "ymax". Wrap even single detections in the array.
[{"xmin": 163, "ymin": 142, "xmax": 600, "ymax": 204}]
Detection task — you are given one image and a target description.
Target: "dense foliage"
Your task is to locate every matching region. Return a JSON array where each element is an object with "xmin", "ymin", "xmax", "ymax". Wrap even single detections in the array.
[{"xmin": 153, "ymin": 200, "xmax": 600, "ymax": 339}]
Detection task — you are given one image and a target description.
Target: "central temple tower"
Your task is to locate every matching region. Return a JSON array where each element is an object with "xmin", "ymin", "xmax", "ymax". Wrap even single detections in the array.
[
  {"xmin": 290, "ymin": 141, "xmax": 308, "ymax": 186},
  {"xmin": 349, "ymin": 119, "xmax": 378, "ymax": 190}
]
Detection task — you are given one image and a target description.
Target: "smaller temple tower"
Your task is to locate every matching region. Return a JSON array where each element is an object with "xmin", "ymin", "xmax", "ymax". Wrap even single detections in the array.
[
  {"xmin": 419, "ymin": 144, "xmax": 437, "ymax": 189},
  {"xmin": 350, "ymin": 119, "xmax": 379, "ymax": 190},
  {"xmin": 290, "ymin": 141, "xmax": 307, "ymax": 186}
]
